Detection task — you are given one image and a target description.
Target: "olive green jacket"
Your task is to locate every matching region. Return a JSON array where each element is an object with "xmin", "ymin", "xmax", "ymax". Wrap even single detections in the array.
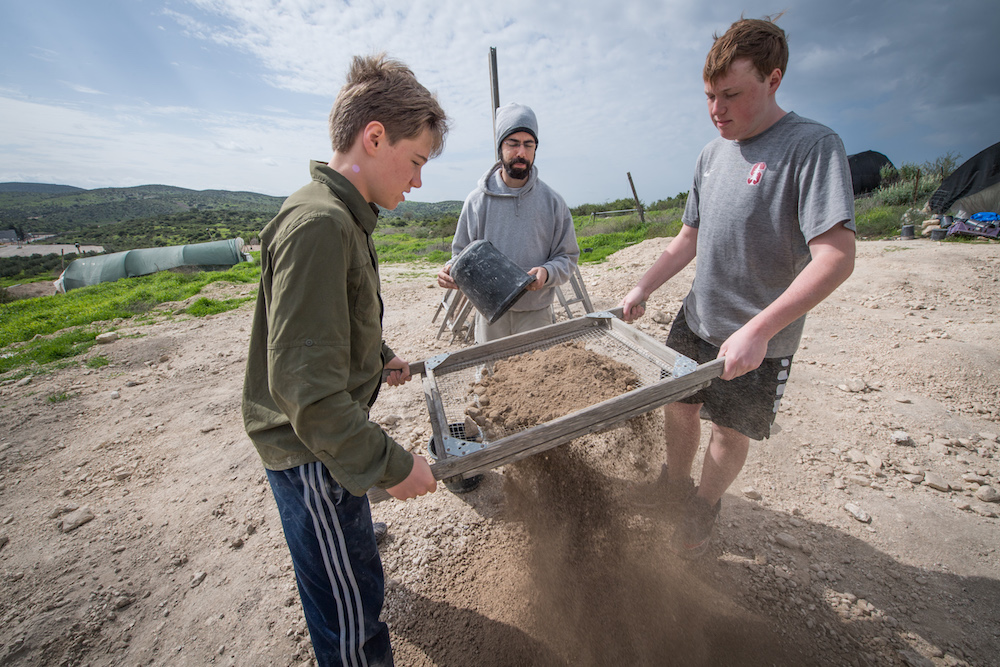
[{"xmin": 241, "ymin": 161, "xmax": 413, "ymax": 495}]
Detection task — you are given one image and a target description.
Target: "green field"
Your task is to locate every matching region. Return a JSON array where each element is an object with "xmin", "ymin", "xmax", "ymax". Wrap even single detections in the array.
[{"xmin": 0, "ymin": 157, "xmax": 977, "ymax": 378}]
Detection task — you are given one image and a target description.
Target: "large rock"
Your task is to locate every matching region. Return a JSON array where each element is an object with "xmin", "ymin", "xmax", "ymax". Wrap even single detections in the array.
[
  {"xmin": 975, "ymin": 485, "xmax": 999, "ymax": 503},
  {"xmin": 59, "ymin": 506, "xmax": 95, "ymax": 532}
]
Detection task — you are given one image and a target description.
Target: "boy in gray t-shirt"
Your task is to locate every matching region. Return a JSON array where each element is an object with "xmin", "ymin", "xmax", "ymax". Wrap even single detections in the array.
[{"xmin": 620, "ymin": 16, "xmax": 856, "ymax": 559}]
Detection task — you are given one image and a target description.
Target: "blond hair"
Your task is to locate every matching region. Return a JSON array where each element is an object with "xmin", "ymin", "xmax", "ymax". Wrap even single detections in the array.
[
  {"xmin": 704, "ymin": 15, "xmax": 788, "ymax": 84},
  {"xmin": 329, "ymin": 53, "xmax": 448, "ymax": 157}
]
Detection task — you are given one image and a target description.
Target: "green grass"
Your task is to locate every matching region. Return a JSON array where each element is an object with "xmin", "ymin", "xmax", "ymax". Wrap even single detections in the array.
[
  {"xmin": 0, "ymin": 261, "xmax": 260, "ymax": 376},
  {"xmin": 86, "ymin": 355, "xmax": 110, "ymax": 368},
  {"xmin": 0, "ymin": 327, "xmax": 104, "ymax": 375},
  {"xmin": 47, "ymin": 391, "xmax": 75, "ymax": 403},
  {"xmin": 185, "ymin": 296, "xmax": 255, "ymax": 316},
  {"xmin": 854, "ymin": 203, "xmax": 912, "ymax": 239},
  {"xmin": 574, "ymin": 208, "xmax": 685, "ymax": 262},
  {"xmin": 373, "ymin": 232, "xmax": 453, "ymax": 264},
  {"xmin": 0, "ymin": 261, "xmax": 259, "ymax": 349}
]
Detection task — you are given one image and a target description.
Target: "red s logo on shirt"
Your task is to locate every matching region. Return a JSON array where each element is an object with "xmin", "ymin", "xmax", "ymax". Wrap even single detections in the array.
[{"xmin": 747, "ymin": 162, "xmax": 766, "ymax": 186}]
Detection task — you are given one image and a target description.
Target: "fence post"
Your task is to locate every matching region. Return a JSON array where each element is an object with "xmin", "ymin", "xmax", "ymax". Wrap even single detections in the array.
[
  {"xmin": 627, "ymin": 172, "xmax": 645, "ymax": 224},
  {"xmin": 489, "ymin": 47, "xmax": 500, "ymax": 160}
]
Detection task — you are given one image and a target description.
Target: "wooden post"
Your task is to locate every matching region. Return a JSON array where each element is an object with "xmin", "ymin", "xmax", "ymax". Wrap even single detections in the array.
[{"xmin": 627, "ymin": 172, "xmax": 645, "ymax": 224}]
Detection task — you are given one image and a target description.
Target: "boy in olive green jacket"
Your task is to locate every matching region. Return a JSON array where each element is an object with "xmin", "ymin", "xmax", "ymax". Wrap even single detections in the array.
[{"xmin": 242, "ymin": 54, "xmax": 447, "ymax": 667}]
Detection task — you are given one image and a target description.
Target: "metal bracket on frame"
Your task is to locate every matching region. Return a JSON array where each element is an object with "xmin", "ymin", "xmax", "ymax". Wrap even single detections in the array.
[
  {"xmin": 670, "ymin": 353, "xmax": 697, "ymax": 378},
  {"xmin": 423, "ymin": 352, "xmax": 451, "ymax": 372},
  {"xmin": 441, "ymin": 436, "xmax": 489, "ymax": 457}
]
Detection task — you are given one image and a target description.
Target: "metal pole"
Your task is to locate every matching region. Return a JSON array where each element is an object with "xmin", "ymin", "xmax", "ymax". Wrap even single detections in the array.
[{"xmin": 489, "ymin": 47, "xmax": 500, "ymax": 160}]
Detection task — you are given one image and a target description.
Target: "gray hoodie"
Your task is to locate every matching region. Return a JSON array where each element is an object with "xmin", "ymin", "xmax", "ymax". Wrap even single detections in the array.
[{"xmin": 451, "ymin": 162, "xmax": 579, "ymax": 312}]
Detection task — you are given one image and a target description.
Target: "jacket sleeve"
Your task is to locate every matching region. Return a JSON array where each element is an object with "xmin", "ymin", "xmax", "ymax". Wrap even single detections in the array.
[
  {"xmin": 541, "ymin": 197, "xmax": 580, "ymax": 287},
  {"xmin": 265, "ymin": 214, "xmax": 412, "ymax": 495}
]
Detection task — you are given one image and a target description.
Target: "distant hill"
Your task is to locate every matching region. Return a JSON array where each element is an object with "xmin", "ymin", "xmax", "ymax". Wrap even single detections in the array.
[
  {"xmin": 379, "ymin": 199, "xmax": 463, "ymax": 221},
  {"xmin": 0, "ymin": 182, "xmax": 462, "ymax": 236},
  {"xmin": 0, "ymin": 183, "xmax": 85, "ymax": 195},
  {"xmin": 0, "ymin": 183, "xmax": 286, "ymax": 236}
]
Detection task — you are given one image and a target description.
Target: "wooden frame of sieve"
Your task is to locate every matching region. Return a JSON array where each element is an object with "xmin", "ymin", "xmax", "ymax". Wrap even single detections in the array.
[{"xmin": 368, "ymin": 311, "xmax": 723, "ymax": 503}]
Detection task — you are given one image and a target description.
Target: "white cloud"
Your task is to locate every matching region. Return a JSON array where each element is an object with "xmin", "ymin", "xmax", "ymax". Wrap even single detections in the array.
[
  {"xmin": 64, "ymin": 82, "xmax": 106, "ymax": 95},
  {"xmin": 4, "ymin": 0, "xmax": 999, "ymax": 205}
]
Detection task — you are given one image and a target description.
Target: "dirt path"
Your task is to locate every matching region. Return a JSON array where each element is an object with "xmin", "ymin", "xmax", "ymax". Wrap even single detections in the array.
[{"xmin": 1, "ymin": 238, "xmax": 998, "ymax": 666}]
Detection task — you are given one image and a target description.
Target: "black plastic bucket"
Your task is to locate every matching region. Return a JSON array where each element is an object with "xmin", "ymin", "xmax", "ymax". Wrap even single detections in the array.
[
  {"xmin": 901, "ymin": 224, "xmax": 915, "ymax": 239},
  {"xmin": 450, "ymin": 240, "xmax": 534, "ymax": 324},
  {"xmin": 428, "ymin": 423, "xmax": 483, "ymax": 494},
  {"xmin": 930, "ymin": 228, "xmax": 947, "ymax": 241}
]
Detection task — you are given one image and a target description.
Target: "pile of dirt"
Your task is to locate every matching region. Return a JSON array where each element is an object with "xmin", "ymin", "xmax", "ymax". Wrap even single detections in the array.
[{"xmin": 465, "ymin": 341, "xmax": 639, "ymax": 437}]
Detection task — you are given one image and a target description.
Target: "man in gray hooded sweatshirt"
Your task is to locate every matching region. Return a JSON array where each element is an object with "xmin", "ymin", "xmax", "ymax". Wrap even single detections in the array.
[{"xmin": 437, "ymin": 102, "xmax": 579, "ymax": 343}]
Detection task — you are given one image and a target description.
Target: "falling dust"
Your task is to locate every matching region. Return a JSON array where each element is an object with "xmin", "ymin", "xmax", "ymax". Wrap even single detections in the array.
[{"xmin": 467, "ymin": 342, "xmax": 804, "ymax": 664}]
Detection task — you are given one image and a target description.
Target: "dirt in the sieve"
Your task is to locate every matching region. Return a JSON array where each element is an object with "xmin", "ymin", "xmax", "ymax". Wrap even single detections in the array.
[{"xmin": 464, "ymin": 341, "xmax": 640, "ymax": 439}]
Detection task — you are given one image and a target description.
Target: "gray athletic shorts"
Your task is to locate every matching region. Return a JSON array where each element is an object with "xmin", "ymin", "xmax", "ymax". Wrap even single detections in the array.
[{"xmin": 665, "ymin": 307, "xmax": 792, "ymax": 440}]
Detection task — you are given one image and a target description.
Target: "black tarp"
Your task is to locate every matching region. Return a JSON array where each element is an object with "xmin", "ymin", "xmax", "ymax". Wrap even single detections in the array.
[
  {"xmin": 848, "ymin": 150, "xmax": 894, "ymax": 196},
  {"xmin": 929, "ymin": 141, "xmax": 1000, "ymax": 214}
]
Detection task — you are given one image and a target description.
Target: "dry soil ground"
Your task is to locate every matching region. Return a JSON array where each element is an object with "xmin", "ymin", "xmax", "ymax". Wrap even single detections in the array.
[{"xmin": 1, "ymin": 237, "xmax": 999, "ymax": 667}]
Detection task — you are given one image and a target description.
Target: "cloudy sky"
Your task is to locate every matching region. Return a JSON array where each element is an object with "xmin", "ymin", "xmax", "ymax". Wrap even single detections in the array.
[{"xmin": 2, "ymin": 0, "xmax": 998, "ymax": 207}]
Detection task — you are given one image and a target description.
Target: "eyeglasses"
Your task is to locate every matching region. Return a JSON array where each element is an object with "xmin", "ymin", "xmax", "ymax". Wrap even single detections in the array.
[{"xmin": 502, "ymin": 139, "xmax": 536, "ymax": 150}]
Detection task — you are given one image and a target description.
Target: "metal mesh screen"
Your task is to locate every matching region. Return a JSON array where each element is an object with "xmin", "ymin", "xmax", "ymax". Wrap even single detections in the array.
[{"xmin": 429, "ymin": 326, "xmax": 676, "ymax": 443}]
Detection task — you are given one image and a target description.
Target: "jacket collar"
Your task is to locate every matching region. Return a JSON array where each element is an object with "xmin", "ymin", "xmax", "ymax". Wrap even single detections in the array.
[{"xmin": 309, "ymin": 160, "xmax": 379, "ymax": 234}]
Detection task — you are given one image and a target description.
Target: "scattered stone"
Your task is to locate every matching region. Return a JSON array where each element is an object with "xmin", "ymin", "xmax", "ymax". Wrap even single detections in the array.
[
  {"xmin": 651, "ymin": 311, "xmax": 672, "ymax": 325},
  {"xmin": 838, "ymin": 378, "xmax": 867, "ymax": 393},
  {"xmin": 975, "ymin": 485, "xmax": 999, "ymax": 503},
  {"xmin": 742, "ymin": 487, "xmax": 762, "ymax": 500},
  {"xmin": 110, "ymin": 390, "xmax": 120, "ymax": 400},
  {"xmin": 891, "ymin": 430, "xmax": 912, "ymax": 445},
  {"xmin": 973, "ymin": 505, "xmax": 998, "ymax": 518},
  {"xmin": 774, "ymin": 532, "xmax": 801, "ymax": 550},
  {"xmin": 847, "ymin": 448, "xmax": 867, "ymax": 463},
  {"xmin": 923, "ymin": 472, "xmax": 951, "ymax": 492},
  {"xmin": 833, "ymin": 478, "xmax": 846, "ymax": 490},
  {"xmin": 96, "ymin": 332, "xmax": 119, "ymax": 344},
  {"xmin": 190, "ymin": 572, "xmax": 207, "ymax": 588},
  {"xmin": 16, "ymin": 376, "xmax": 32, "ymax": 387},
  {"xmin": 928, "ymin": 440, "xmax": 951, "ymax": 456},
  {"xmin": 903, "ymin": 473, "xmax": 925, "ymax": 484},
  {"xmin": 59, "ymin": 506, "xmax": 95, "ymax": 532},
  {"xmin": 865, "ymin": 453, "xmax": 883, "ymax": 470},
  {"xmin": 843, "ymin": 503, "xmax": 871, "ymax": 523},
  {"xmin": 48, "ymin": 504, "xmax": 80, "ymax": 519},
  {"xmin": 962, "ymin": 473, "xmax": 987, "ymax": 484},
  {"xmin": 898, "ymin": 650, "xmax": 934, "ymax": 667},
  {"xmin": 0, "ymin": 535, "xmax": 8, "ymax": 551}
]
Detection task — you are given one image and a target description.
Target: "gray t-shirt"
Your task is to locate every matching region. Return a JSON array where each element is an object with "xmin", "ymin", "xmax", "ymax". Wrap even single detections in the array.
[{"xmin": 681, "ymin": 112, "xmax": 855, "ymax": 357}]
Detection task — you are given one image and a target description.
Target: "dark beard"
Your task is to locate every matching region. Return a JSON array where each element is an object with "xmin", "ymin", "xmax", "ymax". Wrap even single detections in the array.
[{"xmin": 503, "ymin": 157, "xmax": 531, "ymax": 180}]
